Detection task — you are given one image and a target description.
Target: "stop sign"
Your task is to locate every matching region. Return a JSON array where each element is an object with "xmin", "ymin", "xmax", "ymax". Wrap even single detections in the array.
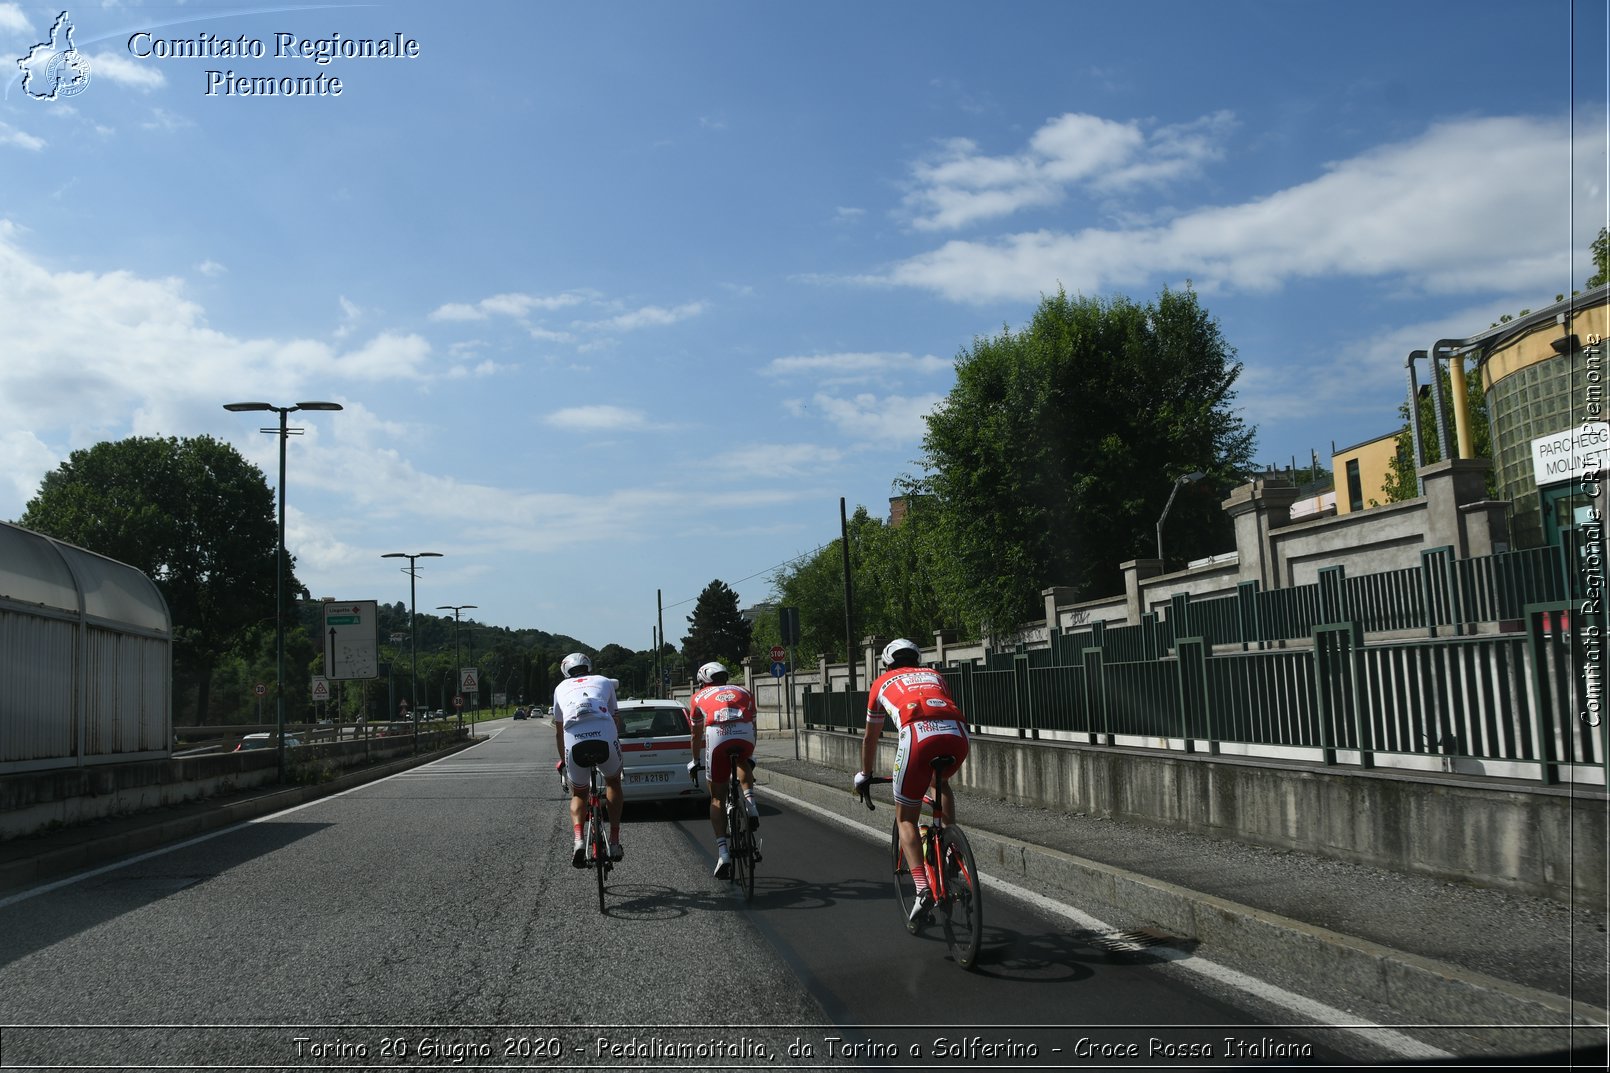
[{"xmin": 770, "ymin": 645, "xmax": 786, "ymax": 661}]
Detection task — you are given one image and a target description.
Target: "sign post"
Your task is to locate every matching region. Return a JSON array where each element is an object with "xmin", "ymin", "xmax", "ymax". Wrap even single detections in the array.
[{"xmin": 324, "ymin": 600, "xmax": 381, "ymax": 681}]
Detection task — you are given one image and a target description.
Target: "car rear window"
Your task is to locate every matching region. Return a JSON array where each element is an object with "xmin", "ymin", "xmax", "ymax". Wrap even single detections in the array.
[{"xmin": 620, "ymin": 707, "xmax": 689, "ymax": 738}]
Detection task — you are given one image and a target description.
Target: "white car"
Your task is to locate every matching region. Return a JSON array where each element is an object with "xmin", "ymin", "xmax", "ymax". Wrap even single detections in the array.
[
  {"xmin": 614, "ymin": 699, "xmax": 705, "ymax": 804},
  {"xmin": 234, "ymin": 732, "xmax": 302, "ymax": 751}
]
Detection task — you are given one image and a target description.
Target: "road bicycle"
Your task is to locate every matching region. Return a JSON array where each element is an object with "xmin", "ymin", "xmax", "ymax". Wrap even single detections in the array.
[
  {"xmin": 691, "ymin": 744, "xmax": 761, "ymax": 899},
  {"xmin": 860, "ymin": 756, "xmax": 982, "ymax": 970},
  {"xmin": 569, "ymin": 738, "xmax": 614, "ymax": 913}
]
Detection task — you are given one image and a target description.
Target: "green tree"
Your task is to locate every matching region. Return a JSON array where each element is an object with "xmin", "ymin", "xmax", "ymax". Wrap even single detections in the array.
[
  {"xmin": 20, "ymin": 435, "xmax": 284, "ymax": 722},
  {"xmin": 680, "ymin": 579, "xmax": 753, "ymax": 672},
  {"xmin": 1590, "ymin": 226, "xmax": 1609, "ymax": 289},
  {"xmin": 919, "ymin": 286, "xmax": 1254, "ymax": 636}
]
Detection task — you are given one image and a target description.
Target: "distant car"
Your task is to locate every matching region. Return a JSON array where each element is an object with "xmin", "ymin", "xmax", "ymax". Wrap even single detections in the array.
[
  {"xmin": 513, "ymin": 706, "xmax": 528, "ymax": 720},
  {"xmin": 234, "ymin": 732, "xmax": 302, "ymax": 752},
  {"xmin": 613, "ymin": 699, "xmax": 704, "ymax": 804}
]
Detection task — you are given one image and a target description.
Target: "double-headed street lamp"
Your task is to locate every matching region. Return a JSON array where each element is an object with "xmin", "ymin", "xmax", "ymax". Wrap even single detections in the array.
[
  {"xmin": 383, "ymin": 551, "xmax": 442, "ymax": 755},
  {"xmin": 224, "ymin": 400, "xmax": 343, "ymax": 783},
  {"xmin": 436, "ymin": 604, "xmax": 477, "ymax": 731}
]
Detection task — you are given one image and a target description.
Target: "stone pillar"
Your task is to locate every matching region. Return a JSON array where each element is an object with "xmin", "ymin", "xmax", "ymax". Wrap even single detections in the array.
[
  {"xmin": 1419, "ymin": 458, "xmax": 1494, "ymax": 557},
  {"xmin": 862, "ymin": 635, "xmax": 887, "ymax": 685},
  {"xmin": 1121, "ymin": 560, "xmax": 1164, "ymax": 624},
  {"xmin": 933, "ymin": 628, "xmax": 957, "ymax": 665},
  {"xmin": 740, "ymin": 656, "xmax": 755, "ymax": 693},
  {"xmin": 1041, "ymin": 586, "xmax": 1076, "ymax": 632},
  {"xmin": 1459, "ymin": 501, "xmax": 1512, "ymax": 558},
  {"xmin": 1223, "ymin": 477, "xmax": 1301, "ymax": 590}
]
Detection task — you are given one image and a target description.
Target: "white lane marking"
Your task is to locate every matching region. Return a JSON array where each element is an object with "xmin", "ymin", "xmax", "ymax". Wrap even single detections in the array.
[
  {"xmin": 770, "ymin": 786, "xmax": 1453, "ymax": 1062},
  {"xmin": 0, "ymin": 736, "xmax": 509, "ymax": 911}
]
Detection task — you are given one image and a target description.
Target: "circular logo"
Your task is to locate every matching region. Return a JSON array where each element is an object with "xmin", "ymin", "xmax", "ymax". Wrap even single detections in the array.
[{"xmin": 45, "ymin": 50, "xmax": 90, "ymax": 98}]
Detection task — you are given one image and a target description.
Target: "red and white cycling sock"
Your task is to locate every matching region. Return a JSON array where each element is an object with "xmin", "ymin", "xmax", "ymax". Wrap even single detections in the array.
[
  {"xmin": 912, "ymin": 869, "xmax": 931, "ymax": 896},
  {"xmin": 572, "ymin": 823, "xmax": 583, "ymax": 842}
]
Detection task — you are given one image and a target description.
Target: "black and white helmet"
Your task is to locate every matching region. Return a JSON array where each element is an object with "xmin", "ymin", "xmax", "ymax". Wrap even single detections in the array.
[
  {"xmin": 560, "ymin": 652, "xmax": 591, "ymax": 677},
  {"xmin": 696, "ymin": 661, "xmax": 728, "ymax": 685},
  {"xmin": 880, "ymin": 638, "xmax": 921, "ymax": 667}
]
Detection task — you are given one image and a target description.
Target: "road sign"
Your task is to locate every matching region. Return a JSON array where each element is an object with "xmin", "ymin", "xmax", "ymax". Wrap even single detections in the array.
[
  {"xmin": 254, "ymin": 683, "xmax": 266, "ymax": 697},
  {"xmin": 323, "ymin": 600, "xmax": 379, "ymax": 681},
  {"xmin": 771, "ymin": 661, "xmax": 787, "ymax": 678},
  {"xmin": 460, "ymin": 668, "xmax": 479, "ymax": 693},
  {"xmin": 310, "ymin": 676, "xmax": 330, "ymax": 702},
  {"xmin": 454, "ymin": 695, "xmax": 464, "ymax": 709},
  {"xmin": 770, "ymin": 645, "xmax": 786, "ymax": 662}
]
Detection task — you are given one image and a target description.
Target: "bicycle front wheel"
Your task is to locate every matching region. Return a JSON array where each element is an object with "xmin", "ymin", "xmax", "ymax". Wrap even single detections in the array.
[
  {"xmin": 890, "ymin": 821, "xmax": 922, "ymax": 933},
  {"xmin": 939, "ymin": 825, "xmax": 982, "ymax": 969}
]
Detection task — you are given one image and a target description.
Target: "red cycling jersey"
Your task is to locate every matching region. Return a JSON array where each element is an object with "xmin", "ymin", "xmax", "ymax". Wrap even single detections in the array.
[
  {"xmin": 689, "ymin": 683, "xmax": 757, "ymax": 727},
  {"xmin": 865, "ymin": 667, "xmax": 964, "ymax": 728}
]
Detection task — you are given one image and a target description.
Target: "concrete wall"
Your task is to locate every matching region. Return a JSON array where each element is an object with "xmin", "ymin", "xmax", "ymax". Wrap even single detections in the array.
[
  {"xmin": 0, "ymin": 729, "xmax": 459, "ymax": 840},
  {"xmin": 799, "ymin": 728, "xmax": 1604, "ymax": 905}
]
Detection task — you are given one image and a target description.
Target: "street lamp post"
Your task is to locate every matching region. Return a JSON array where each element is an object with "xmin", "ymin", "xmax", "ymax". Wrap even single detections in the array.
[
  {"xmin": 436, "ymin": 604, "xmax": 477, "ymax": 733},
  {"xmin": 225, "ymin": 400, "xmax": 342, "ymax": 783},
  {"xmin": 383, "ymin": 551, "xmax": 443, "ymax": 755},
  {"xmin": 1156, "ymin": 471, "xmax": 1207, "ymax": 568}
]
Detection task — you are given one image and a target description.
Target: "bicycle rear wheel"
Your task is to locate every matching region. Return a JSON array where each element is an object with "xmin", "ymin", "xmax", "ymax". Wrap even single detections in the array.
[
  {"xmin": 591, "ymin": 798, "xmax": 608, "ymax": 914},
  {"xmin": 890, "ymin": 821, "xmax": 922, "ymax": 933},
  {"xmin": 938, "ymin": 826, "xmax": 982, "ymax": 969},
  {"xmin": 727, "ymin": 783, "xmax": 754, "ymax": 898}
]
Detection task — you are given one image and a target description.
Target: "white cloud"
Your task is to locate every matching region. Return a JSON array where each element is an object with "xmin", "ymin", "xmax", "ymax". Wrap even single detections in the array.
[
  {"xmin": 903, "ymin": 111, "xmax": 1232, "ymax": 231},
  {"xmin": 0, "ymin": 3, "xmax": 30, "ymax": 33},
  {"xmin": 196, "ymin": 260, "xmax": 226, "ymax": 277},
  {"xmin": 544, "ymin": 404, "xmax": 646, "ymax": 431},
  {"xmin": 585, "ymin": 301, "xmax": 706, "ymax": 332},
  {"xmin": 704, "ymin": 441, "xmax": 845, "ymax": 478},
  {"xmin": 86, "ymin": 51, "xmax": 164, "ymax": 90},
  {"xmin": 876, "ymin": 115, "xmax": 1603, "ymax": 303},
  {"xmin": 0, "ymin": 122, "xmax": 44, "ymax": 151},
  {"xmin": 429, "ymin": 291, "xmax": 590, "ymax": 321},
  {"xmin": 763, "ymin": 351, "xmax": 950, "ymax": 384},
  {"xmin": 787, "ymin": 392, "xmax": 944, "ymax": 444}
]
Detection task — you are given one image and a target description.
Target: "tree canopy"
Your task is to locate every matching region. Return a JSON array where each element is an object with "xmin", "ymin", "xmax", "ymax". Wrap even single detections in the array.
[
  {"xmin": 917, "ymin": 286, "xmax": 1254, "ymax": 636},
  {"xmin": 680, "ymin": 579, "xmax": 753, "ymax": 673},
  {"xmin": 20, "ymin": 435, "xmax": 283, "ymax": 719}
]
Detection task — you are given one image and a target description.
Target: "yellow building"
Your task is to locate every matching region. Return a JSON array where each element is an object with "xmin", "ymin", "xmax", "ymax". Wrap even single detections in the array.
[{"xmin": 1331, "ymin": 432, "xmax": 1400, "ymax": 514}]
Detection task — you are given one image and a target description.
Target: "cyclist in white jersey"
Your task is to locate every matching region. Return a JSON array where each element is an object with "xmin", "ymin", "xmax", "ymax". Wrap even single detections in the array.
[{"xmin": 551, "ymin": 652, "xmax": 626, "ymax": 867}]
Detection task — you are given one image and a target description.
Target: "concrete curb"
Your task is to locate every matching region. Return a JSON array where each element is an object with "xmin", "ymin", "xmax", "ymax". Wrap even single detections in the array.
[
  {"xmin": 0, "ymin": 739, "xmax": 479, "ymax": 894},
  {"xmin": 758, "ymin": 766, "xmax": 1608, "ymax": 1035}
]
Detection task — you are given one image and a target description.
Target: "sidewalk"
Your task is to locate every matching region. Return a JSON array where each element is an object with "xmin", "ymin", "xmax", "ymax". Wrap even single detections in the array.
[{"xmin": 749, "ymin": 734, "xmax": 1608, "ymax": 1054}]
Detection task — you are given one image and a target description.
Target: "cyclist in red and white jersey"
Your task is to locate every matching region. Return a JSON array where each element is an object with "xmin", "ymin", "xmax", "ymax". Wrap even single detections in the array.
[
  {"xmin": 687, "ymin": 661, "xmax": 759, "ymax": 878},
  {"xmin": 853, "ymin": 638, "xmax": 970, "ymax": 922},
  {"xmin": 551, "ymin": 652, "xmax": 626, "ymax": 867}
]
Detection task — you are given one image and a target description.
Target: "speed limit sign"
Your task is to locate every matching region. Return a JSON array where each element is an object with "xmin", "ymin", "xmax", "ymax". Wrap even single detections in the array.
[{"xmin": 254, "ymin": 683, "xmax": 266, "ymax": 697}]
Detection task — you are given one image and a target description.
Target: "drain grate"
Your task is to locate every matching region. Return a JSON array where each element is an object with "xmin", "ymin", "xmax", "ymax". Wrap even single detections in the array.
[{"xmin": 1093, "ymin": 927, "xmax": 1179, "ymax": 958}]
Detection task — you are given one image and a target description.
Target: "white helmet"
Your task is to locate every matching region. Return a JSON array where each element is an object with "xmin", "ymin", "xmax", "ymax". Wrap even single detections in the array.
[
  {"xmin": 697, "ymin": 661, "xmax": 728, "ymax": 684},
  {"xmin": 881, "ymin": 638, "xmax": 921, "ymax": 667},
  {"xmin": 560, "ymin": 652, "xmax": 591, "ymax": 677}
]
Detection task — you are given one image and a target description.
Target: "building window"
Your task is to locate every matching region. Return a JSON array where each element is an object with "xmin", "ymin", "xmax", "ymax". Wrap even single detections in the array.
[{"xmin": 1346, "ymin": 459, "xmax": 1363, "ymax": 512}]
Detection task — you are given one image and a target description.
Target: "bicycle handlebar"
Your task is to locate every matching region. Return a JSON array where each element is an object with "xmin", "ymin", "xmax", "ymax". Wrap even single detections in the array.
[{"xmin": 857, "ymin": 775, "xmax": 893, "ymax": 810}]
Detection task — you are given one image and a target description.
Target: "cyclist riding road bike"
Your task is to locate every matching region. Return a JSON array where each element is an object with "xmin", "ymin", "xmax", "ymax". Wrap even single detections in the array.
[
  {"xmin": 853, "ymin": 638, "xmax": 971, "ymax": 923},
  {"xmin": 552, "ymin": 652, "xmax": 627, "ymax": 867},
  {"xmin": 687, "ymin": 660, "xmax": 760, "ymax": 878}
]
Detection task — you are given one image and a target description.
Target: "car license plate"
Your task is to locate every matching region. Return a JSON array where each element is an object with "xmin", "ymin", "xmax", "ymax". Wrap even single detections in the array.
[{"xmin": 630, "ymin": 772, "xmax": 670, "ymax": 783}]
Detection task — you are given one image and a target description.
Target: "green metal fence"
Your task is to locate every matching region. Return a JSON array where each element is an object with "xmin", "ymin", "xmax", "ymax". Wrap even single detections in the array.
[{"xmin": 803, "ymin": 602, "xmax": 1605, "ymax": 782}]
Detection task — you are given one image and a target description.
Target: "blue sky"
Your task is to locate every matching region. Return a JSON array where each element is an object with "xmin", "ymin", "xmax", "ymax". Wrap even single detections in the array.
[{"xmin": 1, "ymin": 0, "xmax": 1605, "ymax": 649}]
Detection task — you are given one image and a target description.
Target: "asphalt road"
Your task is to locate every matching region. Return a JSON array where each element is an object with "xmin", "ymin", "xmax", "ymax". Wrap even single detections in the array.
[{"xmin": 0, "ymin": 721, "xmax": 1475, "ymax": 1069}]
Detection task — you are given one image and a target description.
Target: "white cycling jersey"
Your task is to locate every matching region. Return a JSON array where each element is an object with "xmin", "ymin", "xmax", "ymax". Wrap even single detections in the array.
[{"xmin": 551, "ymin": 674, "xmax": 619, "ymax": 736}]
